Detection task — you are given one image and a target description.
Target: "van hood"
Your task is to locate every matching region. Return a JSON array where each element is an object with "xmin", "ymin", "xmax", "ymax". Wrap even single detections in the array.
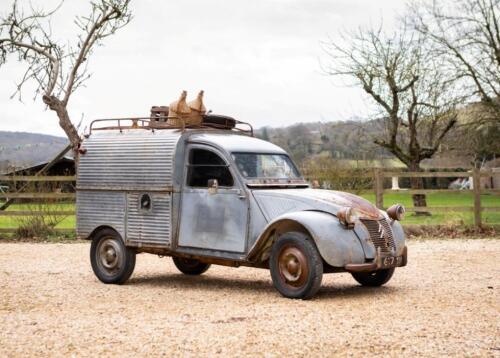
[{"xmin": 252, "ymin": 188, "xmax": 383, "ymax": 221}]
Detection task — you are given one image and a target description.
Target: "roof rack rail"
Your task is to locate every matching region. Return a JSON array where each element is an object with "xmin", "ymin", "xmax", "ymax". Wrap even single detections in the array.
[{"xmin": 87, "ymin": 115, "xmax": 253, "ymax": 137}]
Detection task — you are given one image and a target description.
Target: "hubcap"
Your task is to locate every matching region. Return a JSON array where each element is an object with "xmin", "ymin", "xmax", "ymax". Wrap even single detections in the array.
[
  {"xmin": 97, "ymin": 238, "xmax": 123, "ymax": 275},
  {"xmin": 278, "ymin": 246, "xmax": 309, "ymax": 289}
]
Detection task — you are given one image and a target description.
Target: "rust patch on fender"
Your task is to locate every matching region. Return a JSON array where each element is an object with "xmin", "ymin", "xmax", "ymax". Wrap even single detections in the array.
[{"xmin": 306, "ymin": 190, "xmax": 382, "ymax": 220}]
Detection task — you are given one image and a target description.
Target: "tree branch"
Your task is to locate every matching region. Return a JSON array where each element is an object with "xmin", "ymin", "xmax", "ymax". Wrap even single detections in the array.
[
  {"xmin": 0, "ymin": 38, "xmax": 59, "ymax": 95},
  {"xmin": 63, "ymin": 2, "xmax": 130, "ymax": 105},
  {"xmin": 0, "ymin": 0, "xmax": 132, "ymax": 149}
]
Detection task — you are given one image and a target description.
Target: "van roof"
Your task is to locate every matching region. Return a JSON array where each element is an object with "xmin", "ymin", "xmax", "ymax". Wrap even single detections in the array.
[
  {"xmin": 187, "ymin": 132, "xmax": 287, "ymax": 154},
  {"xmin": 87, "ymin": 127, "xmax": 287, "ymax": 155}
]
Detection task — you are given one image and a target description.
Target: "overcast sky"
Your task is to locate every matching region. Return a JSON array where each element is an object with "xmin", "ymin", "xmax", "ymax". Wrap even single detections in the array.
[{"xmin": 0, "ymin": 0, "xmax": 406, "ymax": 137}]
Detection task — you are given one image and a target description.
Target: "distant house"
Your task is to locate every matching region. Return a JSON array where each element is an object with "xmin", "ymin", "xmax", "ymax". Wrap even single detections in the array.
[
  {"xmin": 0, "ymin": 152, "xmax": 75, "ymax": 195},
  {"xmin": 310, "ymin": 155, "xmax": 475, "ymax": 171},
  {"xmin": 485, "ymin": 158, "xmax": 500, "ymax": 189},
  {"xmin": 420, "ymin": 155, "xmax": 473, "ymax": 170},
  {"xmin": 0, "ymin": 154, "xmax": 75, "ymax": 176},
  {"xmin": 0, "ymin": 160, "xmax": 9, "ymax": 173},
  {"xmin": 0, "ymin": 131, "xmax": 71, "ymax": 175}
]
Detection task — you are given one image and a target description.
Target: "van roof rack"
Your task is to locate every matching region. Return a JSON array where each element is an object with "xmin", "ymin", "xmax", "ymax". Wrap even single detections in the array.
[{"xmin": 87, "ymin": 114, "xmax": 254, "ymax": 137}]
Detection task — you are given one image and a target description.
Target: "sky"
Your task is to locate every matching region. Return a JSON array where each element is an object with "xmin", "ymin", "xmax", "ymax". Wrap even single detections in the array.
[{"xmin": 0, "ymin": 0, "xmax": 406, "ymax": 137}]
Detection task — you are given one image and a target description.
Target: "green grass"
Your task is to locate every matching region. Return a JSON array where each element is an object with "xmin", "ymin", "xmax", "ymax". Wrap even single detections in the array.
[
  {"xmin": 0, "ymin": 192, "xmax": 499, "ymax": 231},
  {"xmin": 360, "ymin": 192, "xmax": 500, "ymax": 225},
  {"xmin": 0, "ymin": 202, "xmax": 75, "ymax": 229}
]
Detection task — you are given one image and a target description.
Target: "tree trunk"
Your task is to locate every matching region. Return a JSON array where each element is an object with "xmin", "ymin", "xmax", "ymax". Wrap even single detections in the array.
[
  {"xmin": 42, "ymin": 94, "xmax": 80, "ymax": 164},
  {"xmin": 42, "ymin": 95, "xmax": 80, "ymax": 148},
  {"xmin": 409, "ymin": 162, "xmax": 430, "ymax": 216}
]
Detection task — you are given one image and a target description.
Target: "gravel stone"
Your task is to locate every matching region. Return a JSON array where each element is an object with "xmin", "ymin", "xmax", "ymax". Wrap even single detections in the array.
[{"xmin": 0, "ymin": 239, "xmax": 498, "ymax": 357}]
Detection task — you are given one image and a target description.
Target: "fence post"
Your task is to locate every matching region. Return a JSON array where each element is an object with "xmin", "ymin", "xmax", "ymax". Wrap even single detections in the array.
[
  {"xmin": 472, "ymin": 168, "xmax": 481, "ymax": 228},
  {"xmin": 374, "ymin": 168, "xmax": 384, "ymax": 209}
]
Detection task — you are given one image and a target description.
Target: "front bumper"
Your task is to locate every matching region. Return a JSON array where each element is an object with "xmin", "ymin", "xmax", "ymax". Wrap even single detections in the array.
[{"xmin": 345, "ymin": 246, "xmax": 408, "ymax": 273}]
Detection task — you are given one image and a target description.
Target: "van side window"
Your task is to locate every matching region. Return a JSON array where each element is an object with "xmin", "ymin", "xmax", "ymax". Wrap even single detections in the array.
[{"xmin": 187, "ymin": 149, "xmax": 234, "ymax": 187}]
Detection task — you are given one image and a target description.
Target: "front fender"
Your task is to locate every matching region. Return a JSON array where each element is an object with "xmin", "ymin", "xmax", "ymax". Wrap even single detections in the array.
[
  {"xmin": 247, "ymin": 210, "xmax": 366, "ymax": 267},
  {"xmin": 390, "ymin": 220, "xmax": 406, "ymax": 256}
]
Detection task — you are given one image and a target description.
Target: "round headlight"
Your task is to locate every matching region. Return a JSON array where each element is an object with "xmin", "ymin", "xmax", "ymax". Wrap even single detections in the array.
[
  {"xmin": 338, "ymin": 207, "xmax": 360, "ymax": 227},
  {"xmin": 387, "ymin": 204, "xmax": 405, "ymax": 221}
]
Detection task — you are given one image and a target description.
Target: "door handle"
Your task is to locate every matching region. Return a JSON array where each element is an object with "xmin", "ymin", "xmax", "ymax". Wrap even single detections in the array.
[{"xmin": 236, "ymin": 189, "xmax": 246, "ymax": 200}]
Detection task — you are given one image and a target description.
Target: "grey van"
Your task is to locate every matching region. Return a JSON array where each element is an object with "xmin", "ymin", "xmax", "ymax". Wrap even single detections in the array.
[{"xmin": 77, "ymin": 118, "xmax": 407, "ymax": 299}]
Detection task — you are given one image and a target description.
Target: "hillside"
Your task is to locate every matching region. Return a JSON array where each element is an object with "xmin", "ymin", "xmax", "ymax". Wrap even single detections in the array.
[
  {"xmin": 0, "ymin": 131, "xmax": 68, "ymax": 172},
  {"xmin": 255, "ymin": 119, "xmax": 392, "ymax": 165},
  {"xmin": 1, "ymin": 114, "xmax": 494, "ymax": 174},
  {"xmin": 0, "ymin": 120, "xmax": 397, "ymax": 172},
  {"xmin": 255, "ymin": 114, "xmax": 498, "ymax": 168}
]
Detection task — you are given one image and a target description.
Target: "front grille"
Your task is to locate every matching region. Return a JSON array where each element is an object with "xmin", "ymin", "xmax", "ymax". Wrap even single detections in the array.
[{"xmin": 360, "ymin": 218, "xmax": 396, "ymax": 254}]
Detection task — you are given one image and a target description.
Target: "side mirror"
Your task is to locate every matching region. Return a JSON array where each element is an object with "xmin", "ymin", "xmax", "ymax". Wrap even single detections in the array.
[{"xmin": 208, "ymin": 179, "xmax": 218, "ymax": 194}]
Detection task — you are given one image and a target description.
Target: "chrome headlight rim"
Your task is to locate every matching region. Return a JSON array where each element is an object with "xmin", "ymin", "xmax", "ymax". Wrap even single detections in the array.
[
  {"xmin": 387, "ymin": 204, "xmax": 405, "ymax": 221},
  {"xmin": 337, "ymin": 206, "xmax": 361, "ymax": 227}
]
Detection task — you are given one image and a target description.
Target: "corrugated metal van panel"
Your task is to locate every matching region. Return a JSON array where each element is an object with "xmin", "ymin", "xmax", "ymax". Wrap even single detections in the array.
[
  {"xmin": 126, "ymin": 192, "xmax": 171, "ymax": 247},
  {"xmin": 76, "ymin": 191, "xmax": 126, "ymax": 238},
  {"xmin": 77, "ymin": 130, "xmax": 181, "ymax": 191}
]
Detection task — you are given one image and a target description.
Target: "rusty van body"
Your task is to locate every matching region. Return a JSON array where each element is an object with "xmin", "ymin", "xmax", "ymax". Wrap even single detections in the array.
[{"xmin": 77, "ymin": 117, "xmax": 407, "ymax": 299}]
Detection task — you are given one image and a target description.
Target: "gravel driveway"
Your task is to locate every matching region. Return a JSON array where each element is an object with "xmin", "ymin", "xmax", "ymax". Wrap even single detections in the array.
[{"xmin": 0, "ymin": 238, "xmax": 498, "ymax": 357}]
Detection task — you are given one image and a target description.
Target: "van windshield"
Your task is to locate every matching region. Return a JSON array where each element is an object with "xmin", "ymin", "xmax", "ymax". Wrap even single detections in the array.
[{"xmin": 232, "ymin": 153, "xmax": 302, "ymax": 179}]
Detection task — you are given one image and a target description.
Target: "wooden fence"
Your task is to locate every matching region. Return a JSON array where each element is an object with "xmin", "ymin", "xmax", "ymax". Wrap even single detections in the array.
[
  {"xmin": 0, "ymin": 175, "xmax": 75, "ymax": 234},
  {"xmin": 373, "ymin": 169, "xmax": 500, "ymax": 227},
  {"xmin": 299, "ymin": 168, "xmax": 500, "ymax": 228},
  {"xmin": 0, "ymin": 170, "xmax": 499, "ymax": 234}
]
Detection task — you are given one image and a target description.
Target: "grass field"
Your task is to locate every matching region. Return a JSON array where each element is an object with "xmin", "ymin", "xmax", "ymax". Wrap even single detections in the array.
[
  {"xmin": 361, "ymin": 192, "xmax": 500, "ymax": 225},
  {"xmin": 0, "ymin": 203, "xmax": 75, "ymax": 230},
  {"xmin": 0, "ymin": 192, "xmax": 499, "ymax": 231}
]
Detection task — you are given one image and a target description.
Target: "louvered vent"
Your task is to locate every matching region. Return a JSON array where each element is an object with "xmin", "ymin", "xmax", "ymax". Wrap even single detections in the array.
[{"xmin": 360, "ymin": 218, "xmax": 396, "ymax": 254}]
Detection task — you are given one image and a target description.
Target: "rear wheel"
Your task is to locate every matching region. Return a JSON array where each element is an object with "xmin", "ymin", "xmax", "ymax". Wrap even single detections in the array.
[
  {"xmin": 172, "ymin": 257, "xmax": 211, "ymax": 275},
  {"xmin": 90, "ymin": 228, "xmax": 136, "ymax": 284},
  {"xmin": 351, "ymin": 268, "xmax": 395, "ymax": 287},
  {"xmin": 269, "ymin": 232, "xmax": 323, "ymax": 299}
]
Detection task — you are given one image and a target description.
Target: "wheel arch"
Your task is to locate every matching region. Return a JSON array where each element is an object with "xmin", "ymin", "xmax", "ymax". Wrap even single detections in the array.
[
  {"xmin": 247, "ymin": 218, "xmax": 309, "ymax": 263},
  {"xmin": 247, "ymin": 210, "xmax": 366, "ymax": 267},
  {"xmin": 87, "ymin": 225, "xmax": 123, "ymax": 242}
]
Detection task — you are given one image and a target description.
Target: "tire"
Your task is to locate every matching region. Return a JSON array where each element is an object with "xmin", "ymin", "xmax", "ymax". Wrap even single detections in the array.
[
  {"xmin": 90, "ymin": 228, "xmax": 136, "ymax": 284},
  {"xmin": 269, "ymin": 232, "xmax": 323, "ymax": 299},
  {"xmin": 172, "ymin": 257, "xmax": 211, "ymax": 275},
  {"xmin": 351, "ymin": 268, "xmax": 395, "ymax": 287}
]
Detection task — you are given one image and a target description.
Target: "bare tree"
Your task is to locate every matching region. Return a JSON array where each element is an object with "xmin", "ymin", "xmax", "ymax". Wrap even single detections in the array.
[
  {"xmin": 323, "ymin": 23, "xmax": 459, "ymax": 209},
  {"xmin": 411, "ymin": 0, "xmax": 500, "ymax": 124},
  {"xmin": 0, "ymin": 0, "xmax": 132, "ymax": 150},
  {"xmin": 444, "ymin": 114, "xmax": 500, "ymax": 164}
]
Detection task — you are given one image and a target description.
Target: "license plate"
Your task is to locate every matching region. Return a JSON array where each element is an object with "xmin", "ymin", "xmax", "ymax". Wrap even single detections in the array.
[{"xmin": 381, "ymin": 256, "xmax": 402, "ymax": 268}]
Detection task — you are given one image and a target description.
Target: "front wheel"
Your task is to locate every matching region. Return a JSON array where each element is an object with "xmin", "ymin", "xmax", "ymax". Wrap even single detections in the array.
[
  {"xmin": 90, "ymin": 228, "xmax": 136, "ymax": 284},
  {"xmin": 351, "ymin": 268, "xmax": 395, "ymax": 287},
  {"xmin": 269, "ymin": 232, "xmax": 323, "ymax": 299}
]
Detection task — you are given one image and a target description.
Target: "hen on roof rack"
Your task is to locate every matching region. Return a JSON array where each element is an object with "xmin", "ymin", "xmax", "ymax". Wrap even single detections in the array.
[{"xmin": 86, "ymin": 90, "xmax": 253, "ymax": 136}]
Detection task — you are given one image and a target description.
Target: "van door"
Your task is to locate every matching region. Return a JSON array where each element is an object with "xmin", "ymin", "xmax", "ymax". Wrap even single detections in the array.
[{"xmin": 177, "ymin": 146, "xmax": 249, "ymax": 253}]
